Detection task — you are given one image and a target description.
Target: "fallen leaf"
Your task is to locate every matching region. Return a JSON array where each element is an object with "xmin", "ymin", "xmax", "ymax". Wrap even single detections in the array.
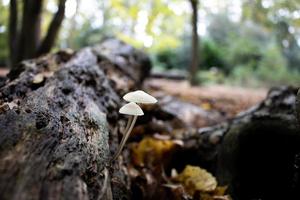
[
  {"xmin": 213, "ymin": 186, "xmax": 228, "ymax": 196},
  {"xmin": 131, "ymin": 137, "xmax": 177, "ymax": 167},
  {"xmin": 32, "ymin": 71, "xmax": 54, "ymax": 84},
  {"xmin": 32, "ymin": 73, "xmax": 44, "ymax": 84},
  {"xmin": 201, "ymin": 102, "xmax": 212, "ymax": 110},
  {"xmin": 8, "ymin": 102, "xmax": 18, "ymax": 109},
  {"xmin": 43, "ymin": 71, "xmax": 54, "ymax": 78},
  {"xmin": 174, "ymin": 165, "xmax": 217, "ymax": 196}
]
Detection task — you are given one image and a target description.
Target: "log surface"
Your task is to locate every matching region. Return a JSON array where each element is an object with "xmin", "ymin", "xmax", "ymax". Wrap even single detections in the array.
[{"xmin": 0, "ymin": 39, "xmax": 151, "ymax": 200}]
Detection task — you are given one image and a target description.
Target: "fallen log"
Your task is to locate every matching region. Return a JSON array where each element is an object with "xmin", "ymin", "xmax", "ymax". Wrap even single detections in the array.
[
  {"xmin": 0, "ymin": 39, "xmax": 151, "ymax": 200},
  {"xmin": 150, "ymin": 70, "xmax": 187, "ymax": 80},
  {"xmin": 175, "ymin": 86, "xmax": 300, "ymax": 199}
]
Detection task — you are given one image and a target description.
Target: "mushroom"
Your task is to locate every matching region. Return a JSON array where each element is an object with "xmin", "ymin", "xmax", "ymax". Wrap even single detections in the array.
[
  {"xmin": 123, "ymin": 90, "xmax": 158, "ymax": 104},
  {"xmin": 112, "ymin": 90, "xmax": 157, "ymax": 161},
  {"xmin": 112, "ymin": 102, "xmax": 144, "ymax": 161},
  {"xmin": 121, "ymin": 90, "xmax": 157, "ymax": 134}
]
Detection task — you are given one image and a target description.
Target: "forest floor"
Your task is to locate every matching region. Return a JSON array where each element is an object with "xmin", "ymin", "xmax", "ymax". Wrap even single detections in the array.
[
  {"xmin": 145, "ymin": 78, "xmax": 267, "ymax": 119},
  {"xmin": 124, "ymin": 78, "xmax": 269, "ymax": 199},
  {"xmin": 0, "ymin": 68, "xmax": 9, "ymax": 77}
]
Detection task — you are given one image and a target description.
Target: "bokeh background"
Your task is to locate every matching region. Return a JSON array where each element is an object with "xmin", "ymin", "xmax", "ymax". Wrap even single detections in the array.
[{"xmin": 0, "ymin": 0, "xmax": 300, "ymax": 87}]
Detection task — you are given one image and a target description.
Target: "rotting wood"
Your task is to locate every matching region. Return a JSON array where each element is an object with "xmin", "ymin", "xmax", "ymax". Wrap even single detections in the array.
[{"xmin": 0, "ymin": 38, "xmax": 151, "ymax": 200}]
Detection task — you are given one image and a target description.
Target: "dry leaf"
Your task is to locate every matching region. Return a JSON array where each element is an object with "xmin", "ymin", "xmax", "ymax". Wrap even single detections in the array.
[
  {"xmin": 32, "ymin": 72, "xmax": 53, "ymax": 84},
  {"xmin": 175, "ymin": 165, "xmax": 217, "ymax": 196},
  {"xmin": 43, "ymin": 71, "xmax": 54, "ymax": 78},
  {"xmin": 131, "ymin": 137, "xmax": 177, "ymax": 167},
  {"xmin": 201, "ymin": 102, "xmax": 212, "ymax": 110},
  {"xmin": 213, "ymin": 186, "xmax": 228, "ymax": 196},
  {"xmin": 8, "ymin": 102, "xmax": 18, "ymax": 109},
  {"xmin": 32, "ymin": 73, "xmax": 44, "ymax": 84}
]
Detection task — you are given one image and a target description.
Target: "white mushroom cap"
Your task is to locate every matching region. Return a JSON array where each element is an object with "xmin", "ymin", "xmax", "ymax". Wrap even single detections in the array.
[
  {"xmin": 119, "ymin": 102, "xmax": 144, "ymax": 116},
  {"xmin": 123, "ymin": 90, "xmax": 157, "ymax": 104}
]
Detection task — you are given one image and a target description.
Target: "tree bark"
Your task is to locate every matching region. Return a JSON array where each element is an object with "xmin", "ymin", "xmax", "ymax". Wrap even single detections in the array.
[
  {"xmin": 37, "ymin": 0, "xmax": 67, "ymax": 56},
  {"xmin": 0, "ymin": 39, "xmax": 151, "ymax": 200},
  {"xmin": 189, "ymin": 0, "xmax": 199, "ymax": 85},
  {"xmin": 18, "ymin": 0, "xmax": 43, "ymax": 62}
]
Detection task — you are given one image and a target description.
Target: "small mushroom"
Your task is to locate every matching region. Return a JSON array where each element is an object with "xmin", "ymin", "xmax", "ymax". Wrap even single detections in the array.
[
  {"xmin": 123, "ymin": 90, "xmax": 158, "ymax": 104},
  {"xmin": 121, "ymin": 90, "xmax": 157, "ymax": 134},
  {"xmin": 112, "ymin": 102, "xmax": 144, "ymax": 161}
]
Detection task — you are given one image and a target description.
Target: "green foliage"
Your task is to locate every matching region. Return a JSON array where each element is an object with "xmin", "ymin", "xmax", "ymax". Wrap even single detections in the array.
[
  {"xmin": 200, "ymin": 39, "xmax": 226, "ymax": 71},
  {"xmin": 66, "ymin": 22, "xmax": 111, "ymax": 49},
  {"xmin": 226, "ymin": 43, "xmax": 300, "ymax": 87},
  {"xmin": 196, "ymin": 69, "xmax": 225, "ymax": 85},
  {"xmin": 152, "ymin": 38, "xmax": 227, "ymax": 72},
  {"xmin": 154, "ymin": 49, "xmax": 178, "ymax": 70},
  {"xmin": 0, "ymin": 1, "xmax": 8, "ymax": 65},
  {"xmin": 207, "ymin": 13, "xmax": 238, "ymax": 46}
]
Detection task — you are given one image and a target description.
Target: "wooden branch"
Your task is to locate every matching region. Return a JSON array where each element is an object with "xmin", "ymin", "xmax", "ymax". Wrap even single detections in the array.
[
  {"xmin": 9, "ymin": 0, "xmax": 18, "ymax": 68},
  {"xmin": 150, "ymin": 71, "xmax": 187, "ymax": 80},
  {"xmin": 37, "ymin": 0, "xmax": 67, "ymax": 56}
]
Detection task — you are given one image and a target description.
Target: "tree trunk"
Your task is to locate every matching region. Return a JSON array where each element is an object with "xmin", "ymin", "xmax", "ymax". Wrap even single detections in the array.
[
  {"xmin": 189, "ymin": 0, "xmax": 199, "ymax": 85},
  {"xmin": 0, "ymin": 39, "xmax": 151, "ymax": 200},
  {"xmin": 8, "ymin": 0, "xmax": 18, "ymax": 68},
  {"xmin": 18, "ymin": 0, "xmax": 43, "ymax": 62},
  {"xmin": 9, "ymin": 0, "xmax": 66, "ymax": 69},
  {"xmin": 37, "ymin": 0, "xmax": 67, "ymax": 56}
]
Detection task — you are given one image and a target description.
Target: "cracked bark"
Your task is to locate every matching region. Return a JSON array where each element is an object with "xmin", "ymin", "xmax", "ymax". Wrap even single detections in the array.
[{"xmin": 0, "ymin": 39, "xmax": 151, "ymax": 200}]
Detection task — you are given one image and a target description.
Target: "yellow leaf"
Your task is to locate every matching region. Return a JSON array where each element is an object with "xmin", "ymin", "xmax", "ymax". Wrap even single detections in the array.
[
  {"xmin": 201, "ymin": 102, "xmax": 212, "ymax": 110},
  {"xmin": 131, "ymin": 137, "xmax": 176, "ymax": 167},
  {"xmin": 213, "ymin": 186, "xmax": 228, "ymax": 196},
  {"xmin": 175, "ymin": 165, "xmax": 217, "ymax": 196}
]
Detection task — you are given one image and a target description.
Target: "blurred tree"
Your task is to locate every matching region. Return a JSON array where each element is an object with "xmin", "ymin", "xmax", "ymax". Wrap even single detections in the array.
[
  {"xmin": 241, "ymin": 0, "xmax": 300, "ymax": 70},
  {"xmin": 66, "ymin": 0, "xmax": 80, "ymax": 48},
  {"xmin": 0, "ymin": 1, "xmax": 9, "ymax": 65},
  {"xmin": 9, "ymin": 0, "xmax": 67, "ymax": 69},
  {"xmin": 189, "ymin": 0, "xmax": 199, "ymax": 85},
  {"xmin": 109, "ymin": 0, "xmax": 187, "ymax": 51}
]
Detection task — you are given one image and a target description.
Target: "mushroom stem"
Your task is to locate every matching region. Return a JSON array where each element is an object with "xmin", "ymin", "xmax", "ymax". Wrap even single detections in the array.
[
  {"xmin": 112, "ymin": 115, "xmax": 138, "ymax": 161},
  {"xmin": 123, "ymin": 115, "xmax": 133, "ymax": 135}
]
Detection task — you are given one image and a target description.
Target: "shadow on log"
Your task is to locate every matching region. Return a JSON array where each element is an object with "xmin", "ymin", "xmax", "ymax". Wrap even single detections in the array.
[{"xmin": 0, "ymin": 39, "xmax": 151, "ymax": 200}]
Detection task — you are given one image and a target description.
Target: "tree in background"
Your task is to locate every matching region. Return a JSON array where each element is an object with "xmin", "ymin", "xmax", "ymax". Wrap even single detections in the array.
[
  {"xmin": 0, "ymin": 1, "xmax": 8, "ymax": 65},
  {"xmin": 9, "ymin": 0, "xmax": 66, "ymax": 69},
  {"xmin": 241, "ymin": 0, "xmax": 300, "ymax": 70},
  {"xmin": 189, "ymin": 0, "xmax": 199, "ymax": 85}
]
